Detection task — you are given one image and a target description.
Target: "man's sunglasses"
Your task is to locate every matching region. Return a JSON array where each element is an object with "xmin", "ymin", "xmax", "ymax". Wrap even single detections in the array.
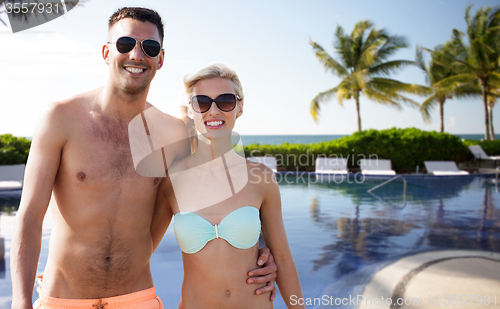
[
  {"xmin": 190, "ymin": 93, "xmax": 241, "ymax": 113},
  {"xmin": 108, "ymin": 36, "xmax": 162, "ymax": 58}
]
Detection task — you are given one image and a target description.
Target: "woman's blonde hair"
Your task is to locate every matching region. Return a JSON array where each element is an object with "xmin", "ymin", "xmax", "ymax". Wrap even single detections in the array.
[{"xmin": 180, "ymin": 63, "xmax": 244, "ymax": 153}]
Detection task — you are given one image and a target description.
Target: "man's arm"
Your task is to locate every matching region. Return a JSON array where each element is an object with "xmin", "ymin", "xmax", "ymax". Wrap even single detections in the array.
[
  {"xmin": 248, "ymin": 247, "xmax": 278, "ymax": 301},
  {"xmin": 150, "ymin": 177, "xmax": 173, "ymax": 252},
  {"xmin": 150, "ymin": 115, "xmax": 190, "ymax": 251},
  {"xmin": 10, "ymin": 103, "xmax": 68, "ymax": 309}
]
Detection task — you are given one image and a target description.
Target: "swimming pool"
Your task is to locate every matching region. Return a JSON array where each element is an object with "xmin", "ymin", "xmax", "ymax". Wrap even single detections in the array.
[{"xmin": 0, "ymin": 174, "xmax": 499, "ymax": 308}]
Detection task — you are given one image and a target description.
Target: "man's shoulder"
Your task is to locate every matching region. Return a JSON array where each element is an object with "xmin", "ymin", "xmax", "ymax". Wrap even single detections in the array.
[
  {"xmin": 36, "ymin": 89, "xmax": 102, "ymax": 141},
  {"xmin": 46, "ymin": 88, "xmax": 100, "ymax": 117},
  {"xmin": 141, "ymin": 105, "xmax": 189, "ymax": 143},
  {"xmin": 143, "ymin": 105, "xmax": 185, "ymax": 128},
  {"xmin": 33, "ymin": 89, "xmax": 101, "ymax": 146}
]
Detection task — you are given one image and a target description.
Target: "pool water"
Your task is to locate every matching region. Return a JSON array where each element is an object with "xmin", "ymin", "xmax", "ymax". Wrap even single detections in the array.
[{"xmin": 1, "ymin": 175, "xmax": 499, "ymax": 308}]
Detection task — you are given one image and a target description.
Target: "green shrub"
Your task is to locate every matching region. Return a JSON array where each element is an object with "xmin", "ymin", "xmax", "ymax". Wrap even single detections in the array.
[
  {"xmin": 0, "ymin": 134, "xmax": 31, "ymax": 165},
  {"xmin": 244, "ymin": 127, "xmax": 469, "ymax": 172},
  {"xmin": 462, "ymin": 139, "xmax": 500, "ymax": 156}
]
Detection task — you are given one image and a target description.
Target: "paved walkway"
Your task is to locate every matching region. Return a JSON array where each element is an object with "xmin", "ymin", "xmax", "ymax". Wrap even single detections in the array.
[{"xmin": 358, "ymin": 250, "xmax": 500, "ymax": 308}]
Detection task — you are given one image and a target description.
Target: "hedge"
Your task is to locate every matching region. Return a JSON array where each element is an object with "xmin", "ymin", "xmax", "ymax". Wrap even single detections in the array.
[
  {"xmin": 462, "ymin": 139, "xmax": 500, "ymax": 157},
  {"xmin": 244, "ymin": 127, "xmax": 471, "ymax": 173},
  {"xmin": 0, "ymin": 134, "xmax": 31, "ymax": 165}
]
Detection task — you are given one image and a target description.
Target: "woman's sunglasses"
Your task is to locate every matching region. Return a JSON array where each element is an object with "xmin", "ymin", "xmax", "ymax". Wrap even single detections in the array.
[
  {"xmin": 108, "ymin": 36, "xmax": 162, "ymax": 58},
  {"xmin": 190, "ymin": 93, "xmax": 241, "ymax": 113}
]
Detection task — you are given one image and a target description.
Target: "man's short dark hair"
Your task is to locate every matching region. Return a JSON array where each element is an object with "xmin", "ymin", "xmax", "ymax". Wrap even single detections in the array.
[{"xmin": 108, "ymin": 7, "xmax": 164, "ymax": 45}]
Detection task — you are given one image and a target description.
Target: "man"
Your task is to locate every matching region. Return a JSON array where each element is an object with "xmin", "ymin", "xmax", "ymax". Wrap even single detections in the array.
[{"xmin": 10, "ymin": 7, "xmax": 276, "ymax": 309}]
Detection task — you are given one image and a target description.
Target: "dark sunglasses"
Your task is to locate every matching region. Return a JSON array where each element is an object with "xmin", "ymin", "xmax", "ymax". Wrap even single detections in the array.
[
  {"xmin": 108, "ymin": 36, "xmax": 162, "ymax": 58},
  {"xmin": 190, "ymin": 93, "xmax": 241, "ymax": 113}
]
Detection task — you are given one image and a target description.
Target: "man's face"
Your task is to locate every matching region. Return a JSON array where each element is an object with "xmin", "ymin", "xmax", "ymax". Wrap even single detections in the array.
[{"xmin": 103, "ymin": 18, "xmax": 164, "ymax": 95}]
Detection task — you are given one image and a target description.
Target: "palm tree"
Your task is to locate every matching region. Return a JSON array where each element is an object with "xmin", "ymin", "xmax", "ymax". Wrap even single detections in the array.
[
  {"xmin": 416, "ymin": 43, "xmax": 479, "ymax": 132},
  {"xmin": 433, "ymin": 5, "xmax": 500, "ymax": 140},
  {"xmin": 309, "ymin": 20, "xmax": 425, "ymax": 131},
  {"xmin": 487, "ymin": 88, "xmax": 499, "ymax": 138}
]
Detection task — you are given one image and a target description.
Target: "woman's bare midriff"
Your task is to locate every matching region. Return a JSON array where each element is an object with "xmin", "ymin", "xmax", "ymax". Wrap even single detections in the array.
[{"xmin": 179, "ymin": 240, "xmax": 273, "ymax": 309}]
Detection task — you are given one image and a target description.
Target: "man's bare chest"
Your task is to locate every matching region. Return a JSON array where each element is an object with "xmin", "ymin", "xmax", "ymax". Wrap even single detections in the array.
[{"xmin": 58, "ymin": 111, "xmax": 179, "ymax": 187}]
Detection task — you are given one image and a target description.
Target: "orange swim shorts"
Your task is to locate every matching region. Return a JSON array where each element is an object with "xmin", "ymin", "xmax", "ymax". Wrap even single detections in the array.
[{"xmin": 33, "ymin": 276, "xmax": 164, "ymax": 309}]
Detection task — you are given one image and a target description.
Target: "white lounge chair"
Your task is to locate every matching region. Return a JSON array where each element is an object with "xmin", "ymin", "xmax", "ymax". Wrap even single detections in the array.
[
  {"xmin": 359, "ymin": 159, "xmax": 396, "ymax": 175},
  {"xmin": 0, "ymin": 164, "xmax": 25, "ymax": 191},
  {"xmin": 469, "ymin": 145, "xmax": 500, "ymax": 168},
  {"xmin": 247, "ymin": 156, "xmax": 278, "ymax": 172},
  {"xmin": 315, "ymin": 157, "xmax": 348, "ymax": 174},
  {"xmin": 424, "ymin": 161, "xmax": 469, "ymax": 176},
  {"xmin": 469, "ymin": 145, "xmax": 500, "ymax": 160}
]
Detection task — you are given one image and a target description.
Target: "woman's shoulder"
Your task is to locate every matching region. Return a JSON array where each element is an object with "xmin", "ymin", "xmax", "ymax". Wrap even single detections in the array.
[{"xmin": 245, "ymin": 159, "xmax": 277, "ymax": 186}]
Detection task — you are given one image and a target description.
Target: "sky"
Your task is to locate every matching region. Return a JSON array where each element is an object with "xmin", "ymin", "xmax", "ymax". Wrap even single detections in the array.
[{"xmin": 0, "ymin": 0, "xmax": 499, "ymax": 137}]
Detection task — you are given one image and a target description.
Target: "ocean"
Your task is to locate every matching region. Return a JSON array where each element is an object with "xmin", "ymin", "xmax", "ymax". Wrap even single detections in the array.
[{"xmin": 239, "ymin": 134, "xmax": 497, "ymax": 145}]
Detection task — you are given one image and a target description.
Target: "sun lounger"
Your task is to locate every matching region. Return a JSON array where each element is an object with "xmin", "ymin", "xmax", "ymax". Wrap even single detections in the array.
[
  {"xmin": 0, "ymin": 181, "xmax": 23, "ymax": 190},
  {"xmin": 469, "ymin": 145, "xmax": 500, "ymax": 167},
  {"xmin": 247, "ymin": 156, "xmax": 278, "ymax": 172},
  {"xmin": 315, "ymin": 157, "xmax": 348, "ymax": 174},
  {"xmin": 0, "ymin": 164, "xmax": 25, "ymax": 191},
  {"xmin": 469, "ymin": 145, "xmax": 500, "ymax": 160},
  {"xmin": 424, "ymin": 161, "xmax": 469, "ymax": 176},
  {"xmin": 359, "ymin": 159, "xmax": 396, "ymax": 175}
]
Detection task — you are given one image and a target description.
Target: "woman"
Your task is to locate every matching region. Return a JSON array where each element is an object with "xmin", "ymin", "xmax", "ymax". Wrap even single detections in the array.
[{"xmin": 153, "ymin": 64, "xmax": 304, "ymax": 309}]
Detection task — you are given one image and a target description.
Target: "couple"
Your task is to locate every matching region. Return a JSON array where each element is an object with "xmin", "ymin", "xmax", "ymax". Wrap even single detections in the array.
[{"xmin": 10, "ymin": 7, "xmax": 304, "ymax": 309}]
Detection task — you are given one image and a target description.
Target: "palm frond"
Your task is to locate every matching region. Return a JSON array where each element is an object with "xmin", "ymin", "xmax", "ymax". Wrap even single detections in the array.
[
  {"xmin": 334, "ymin": 25, "xmax": 353, "ymax": 69},
  {"xmin": 357, "ymin": 36, "xmax": 382, "ymax": 69},
  {"xmin": 336, "ymin": 80, "xmax": 352, "ymax": 106},
  {"xmin": 369, "ymin": 78, "xmax": 426, "ymax": 96},
  {"xmin": 362, "ymin": 27, "xmax": 385, "ymax": 55},
  {"xmin": 376, "ymin": 35, "xmax": 409, "ymax": 62},
  {"xmin": 433, "ymin": 73, "xmax": 477, "ymax": 89},
  {"xmin": 489, "ymin": 72, "xmax": 500, "ymax": 84},
  {"xmin": 310, "ymin": 86, "xmax": 340, "ymax": 121},
  {"xmin": 369, "ymin": 60, "xmax": 417, "ymax": 76},
  {"xmin": 350, "ymin": 70, "xmax": 368, "ymax": 90},
  {"xmin": 415, "ymin": 45, "xmax": 429, "ymax": 73},
  {"xmin": 362, "ymin": 87, "xmax": 402, "ymax": 109},
  {"xmin": 309, "ymin": 39, "xmax": 348, "ymax": 77},
  {"xmin": 419, "ymin": 95, "xmax": 440, "ymax": 123}
]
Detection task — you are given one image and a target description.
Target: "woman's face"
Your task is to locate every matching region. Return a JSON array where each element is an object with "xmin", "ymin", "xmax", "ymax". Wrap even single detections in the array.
[{"xmin": 189, "ymin": 77, "xmax": 243, "ymax": 140}]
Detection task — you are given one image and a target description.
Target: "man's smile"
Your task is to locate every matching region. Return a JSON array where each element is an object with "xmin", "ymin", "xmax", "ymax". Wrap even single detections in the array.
[
  {"xmin": 122, "ymin": 63, "xmax": 149, "ymax": 76},
  {"xmin": 125, "ymin": 67, "xmax": 145, "ymax": 74}
]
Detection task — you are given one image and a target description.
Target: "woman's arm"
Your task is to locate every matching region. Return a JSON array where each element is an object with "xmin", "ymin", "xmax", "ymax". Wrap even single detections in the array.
[{"xmin": 259, "ymin": 168, "xmax": 305, "ymax": 309}]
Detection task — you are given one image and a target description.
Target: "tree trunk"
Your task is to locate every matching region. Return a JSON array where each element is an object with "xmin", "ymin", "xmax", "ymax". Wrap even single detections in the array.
[
  {"xmin": 439, "ymin": 98, "xmax": 445, "ymax": 133},
  {"xmin": 355, "ymin": 94, "xmax": 361, "ymax": 131},
  {"xmin": 489, "ymin": 101, "xmax": 495, "ymax": 140},
  {"xmin": 481, "ymin": 81, "xmax": 491, "ymax": 140}
]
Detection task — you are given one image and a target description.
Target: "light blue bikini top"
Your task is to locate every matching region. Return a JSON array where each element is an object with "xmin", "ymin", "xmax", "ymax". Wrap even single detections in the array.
[{"xmin": 173, "ymin": 206, "xmax": 261, "ymax": 254}]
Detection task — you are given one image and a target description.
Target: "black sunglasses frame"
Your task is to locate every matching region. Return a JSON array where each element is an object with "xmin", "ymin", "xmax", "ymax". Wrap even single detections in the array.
[
  {"xmin": 190, "ymin": 93, "xmax": 241, "ymax": 113},
  {"xmin": 108, "ymin": 36, "xmax": 162, "ymax": 58}
]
